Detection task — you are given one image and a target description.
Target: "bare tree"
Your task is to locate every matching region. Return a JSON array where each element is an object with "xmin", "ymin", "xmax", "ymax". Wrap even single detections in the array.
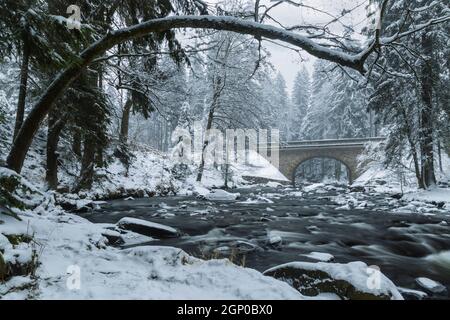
[{"xmin": 6, "ymin": 2, "xmax": 449, "ymax": 173}]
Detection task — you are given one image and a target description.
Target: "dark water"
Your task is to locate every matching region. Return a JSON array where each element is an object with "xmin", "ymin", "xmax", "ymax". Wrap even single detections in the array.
[{"xmin": 80, "ymin": 186, "xmax": 450, "ymax": 298}]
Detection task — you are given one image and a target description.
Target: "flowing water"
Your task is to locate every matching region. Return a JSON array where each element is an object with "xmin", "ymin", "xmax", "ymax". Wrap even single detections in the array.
[{"xmin": 80, "ymin": 186, "xmax": 450, "ymax": 299}]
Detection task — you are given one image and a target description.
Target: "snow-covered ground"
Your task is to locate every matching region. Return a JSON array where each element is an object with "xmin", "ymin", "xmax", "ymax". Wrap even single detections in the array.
[
  {"xmin": 1, "ymin": 121, "xmax": 449, "ymax": 299},
  {"xmin": 0, "ymin": 166, "xmax": 303, "ymax": 299},
  {"xmin": 0, "ymin": 211, "xmax": 305, "ymax": 299},
  {"xmin": 403, "ymin": 188, "xmax": 450, "ymax": 204},
  {"xmin": 234, "ymin": 150, "xmax": 289, "ymax": 182},
  {"xmin": 355, "ymin": 141, "xmax": 450, "ymax": 195}
]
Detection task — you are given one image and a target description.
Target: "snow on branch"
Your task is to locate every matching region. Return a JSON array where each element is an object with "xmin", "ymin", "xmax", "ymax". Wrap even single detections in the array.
[{"xmin": 7, "ymin": 11, "xmax": 450, "ymax": 173}]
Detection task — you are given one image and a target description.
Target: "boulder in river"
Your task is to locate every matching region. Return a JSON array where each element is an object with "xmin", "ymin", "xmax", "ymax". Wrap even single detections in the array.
[
  {"xmin": 101, "ymin": 229, "xmax": 125, "ymax": 246},
  {"xmin": 117, "ymin": 217, "xmax": 179, "ymax": 239},
  {"xmin": 415, "ymin": 277, "xmax": 447, "ymax": 295},
  {"xmin": 303, "ymin": 252, "xmax": 334, "ymax": 262},
  {"xmin": 397, "ymin": 287, "xmax": 428, "ymax": 300},
  {"xmin": 204, "ymin": 190, "xmax": 240, "ymax": 201},
  {"xmin": 268, "ymin": 235, "xmax": 282, "ymax": 247},
  {"xmin": 263, "ymin": 261, "xmax": 403, "ymax": 300}
]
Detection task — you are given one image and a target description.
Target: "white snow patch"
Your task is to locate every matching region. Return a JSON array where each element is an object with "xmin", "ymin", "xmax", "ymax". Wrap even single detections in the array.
[
  {"xmin": 235, "ymin": 150, "xmax": 289, "ymax": 182},
  {"xmin": 403, "ymin": 188, "xmax": 450, "ymax": 204},
  {"xmin": 117, "ymin": 217, "xmax": 178, "ymax": 234},
  {"xmin": 302, "ymin": 252, "xmax": 334, "ymax": 262},
  {"xmin": 0, "ymin": 211, "xmax": 305, "ymax": 300},
  {"xmin": 204, "ymin": 189, "xmax": 240, "ymax": 201}
]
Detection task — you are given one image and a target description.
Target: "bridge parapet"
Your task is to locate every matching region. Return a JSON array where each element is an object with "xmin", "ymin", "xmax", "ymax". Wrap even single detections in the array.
[
  {"xmin": 257, "ymin": 137, "xmax": 385, "ymax": 184},
  {"xmin": 257, "ymin": 137, "xmax": 384, "ymax": 150}
]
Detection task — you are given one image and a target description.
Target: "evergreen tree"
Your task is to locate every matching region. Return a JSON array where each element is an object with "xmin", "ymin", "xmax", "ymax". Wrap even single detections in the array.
[
  {"xmin": 367, "ymin": 0, "xmax": 450, "ymax": 188},
  {"xmin": 291, "ymin": 67, "xmax": 311, "ymax": 140}
]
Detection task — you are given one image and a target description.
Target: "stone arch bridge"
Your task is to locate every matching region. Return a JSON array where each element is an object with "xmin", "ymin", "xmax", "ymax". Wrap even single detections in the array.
[{"xmin": 260, "ymin": 138, "xmax": 385, "ymax": 184}]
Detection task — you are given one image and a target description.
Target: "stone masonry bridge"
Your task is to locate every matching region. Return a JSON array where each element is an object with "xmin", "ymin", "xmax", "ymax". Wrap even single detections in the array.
[{"xmin": 259, "ymin": 137, "xmax": 385, "ymax": 184}]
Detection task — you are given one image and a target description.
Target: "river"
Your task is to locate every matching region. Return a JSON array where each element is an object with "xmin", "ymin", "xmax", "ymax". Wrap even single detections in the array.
[{"xmin": 80, "ymin": 185, "xmax": 450, "ymax": 299}]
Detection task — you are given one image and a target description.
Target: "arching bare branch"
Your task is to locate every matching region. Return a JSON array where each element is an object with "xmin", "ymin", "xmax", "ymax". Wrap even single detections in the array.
[{"xmin": 6, "ymin": 11, "xmax": 447, "ymax": 173}]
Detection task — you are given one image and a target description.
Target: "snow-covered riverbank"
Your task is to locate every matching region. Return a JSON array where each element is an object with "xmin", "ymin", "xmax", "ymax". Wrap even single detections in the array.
[{"xmin": 1, "ymin": 140, "xmax": 449, "ymax": 300}]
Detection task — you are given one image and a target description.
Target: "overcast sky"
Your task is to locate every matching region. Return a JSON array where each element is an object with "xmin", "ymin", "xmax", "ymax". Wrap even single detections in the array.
[{"xmin": 255, "ymin": 0, "xmax": 371, "ymax": 92}]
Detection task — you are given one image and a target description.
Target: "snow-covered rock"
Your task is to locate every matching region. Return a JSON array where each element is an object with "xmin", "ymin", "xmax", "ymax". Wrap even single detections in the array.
[
  {"xmin": 415, "ymin": 277, "xmax": 447, "ymax": 294},
  {"xmin": 204, "ymin": 189, "xmax": 240, "ymax": 201},
  {"xmin": 268, "ymin": 235, "xmax": 282, "ymax": 246},
  {"xmin": 0, "ymin": 210, "xmax": 306, "ymax": 300},
  {"xmin": 212, "ymin": 241, "xmax": 261, "ymax": 256},
  {"xmin": 303, "ymin": 252, "xmax": 334, "ymax": 262},
  {"xmin": 117, "ymin": 217, "xmax": 179, "ymax": 239},
  {"xmin": 263, "ymin": 261, "xmax": 403, "ymax": 300},
  {"xmin": 397, "ymin": 287, "xmax": 428, "ymax": 300},
  {"xmin": 100, "ymin": 229, "xmax": 124, "ymax": 245},
  {"xmin": 266, "ymin": 181, "xmax": 283, "ymax": 188}
]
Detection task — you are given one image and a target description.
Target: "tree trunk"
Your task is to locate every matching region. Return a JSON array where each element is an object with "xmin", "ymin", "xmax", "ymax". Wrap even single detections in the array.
[
  {"xmin": 401, "ymin": 107, "xmax": 424, "ymax": 189},
  {"xmin": 96, "ymin": 146, "xmax": 104, "ymax": 168},
  {"xmin": 419, "ymin": 33, "xmax": 436, "ymax": 188},
  {"xmin": 72, "ymin": 129, "xmax": 82, "ymax": 157},
  {"xmin": 196, "ymin": 107, "xmax": 214, "ymax": 182},
  {"xmin": 13, "ymin": 30, "xmax": 31, "ymax": 140},
  {"xmin": 196, "ymin": 76, "xmax": 223, "ymax": 182},
  {"xmin": 73, "ymin": 136, "xmax": 96, "ymax": 192},
  {"xmin": 46, "ymin": 110, "xmax": 67, "ymax": 190},
  {"xmin": 120, "ymin": 99, "xmax": 132, "ymax": 144},
  {"xmin": 410, "ymin": 140, "xmax": 424, "ymax": 190}
]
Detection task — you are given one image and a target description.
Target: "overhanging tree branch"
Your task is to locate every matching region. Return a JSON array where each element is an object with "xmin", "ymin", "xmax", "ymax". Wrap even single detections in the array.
[{"xmin": 6, "ymin": 12, "xmax": 447, "ymax": 173}]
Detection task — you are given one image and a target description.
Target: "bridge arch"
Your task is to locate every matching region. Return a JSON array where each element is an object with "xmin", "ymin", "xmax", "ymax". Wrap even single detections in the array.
[
  {"xmin": 292, "ymin": 156, "xmax": 352, "ymax": 186},
  {"xmin": 273, "ymin": 138, "xmax": 386, "ymax": 185},
  {"xmin": 257, "ymin": 138, "xmax": 384, "ymax": 185}
]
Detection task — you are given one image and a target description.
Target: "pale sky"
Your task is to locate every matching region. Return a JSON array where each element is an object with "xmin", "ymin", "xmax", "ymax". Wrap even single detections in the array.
[
  {"xmin": 258, "ymin": 0, "xmax": 372, "ymax": 92},
  {"xmin": 184, "ymin": 0, "xmax": 373, "ymax": 93}
]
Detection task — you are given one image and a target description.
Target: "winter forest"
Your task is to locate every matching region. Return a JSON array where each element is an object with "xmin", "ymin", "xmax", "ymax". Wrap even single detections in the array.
[{"xmin": 0, "ymin": 0, "xmax": 450, "ymax": 302}]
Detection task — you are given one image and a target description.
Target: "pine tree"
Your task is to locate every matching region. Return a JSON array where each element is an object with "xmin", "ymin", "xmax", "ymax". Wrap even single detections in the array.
[
  {"xmin": 291, "ymin": 67, "xmax": 311, "ymax": 140},
  {"xmin": 367, "ymin": 0, "xmax": 450, "ymax": 188}
]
